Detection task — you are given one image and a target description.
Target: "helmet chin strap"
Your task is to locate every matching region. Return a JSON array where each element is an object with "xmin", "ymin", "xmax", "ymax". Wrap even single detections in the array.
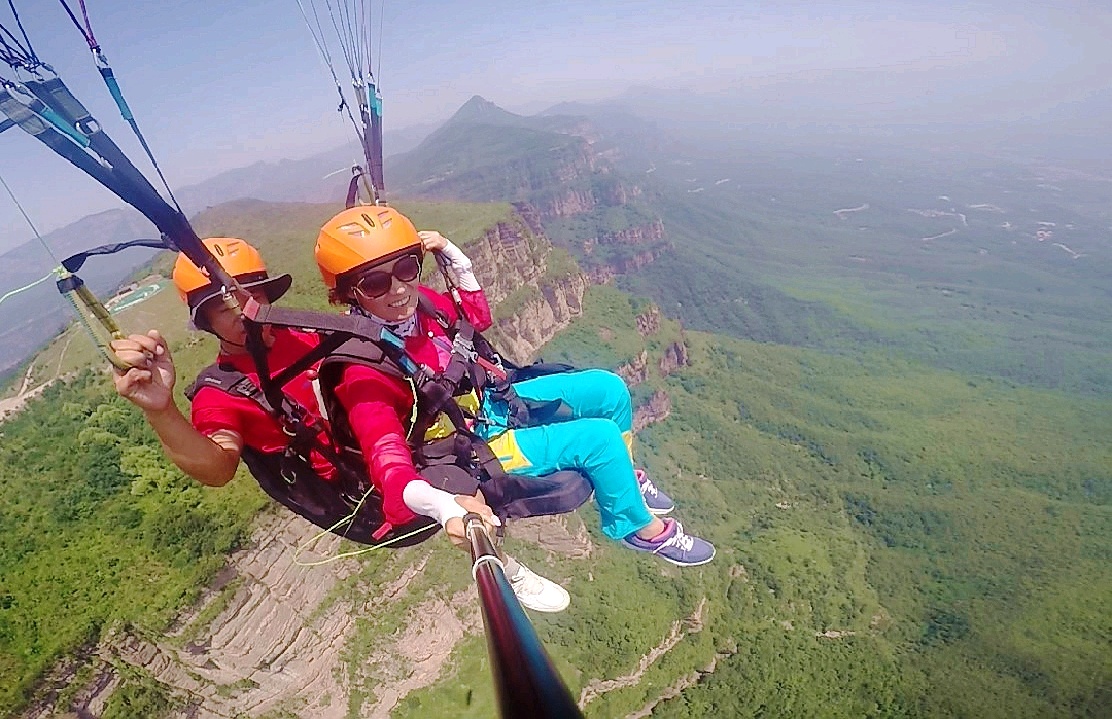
[
  {"xmin": 217, "ymin": 334, "xmax": 248, "ymax": 353},
  {"xmin": 207, "ymin": 318, "xmax": 262, "ymax": 355}
]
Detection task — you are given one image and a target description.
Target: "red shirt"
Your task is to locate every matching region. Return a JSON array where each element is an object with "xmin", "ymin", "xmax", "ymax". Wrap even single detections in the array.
[
  {"xmin": 191, "ymin": 328, "xmax": 338, "ymax": 481},
  {"xmin": 332, "ymin": 286, "xmax": 491, "ymax": 529},
  {"xmin": 189, "ymin": 288, "xmax": 491, "ymax": 532}
]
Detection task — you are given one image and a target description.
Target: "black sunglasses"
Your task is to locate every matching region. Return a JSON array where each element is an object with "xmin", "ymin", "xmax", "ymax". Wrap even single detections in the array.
[{"xmin": 352, "ymin": 254, "xmax": 422, "ymax": 298}]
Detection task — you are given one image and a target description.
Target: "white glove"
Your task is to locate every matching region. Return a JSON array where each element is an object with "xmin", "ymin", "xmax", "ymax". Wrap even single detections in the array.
[
  {"xmin": 437, "ymin": 239, "xmax": 481, "ymax": 292},
  {"xmin": 402, "ymin": 479, "xmax": 500, "ymax": 528}
]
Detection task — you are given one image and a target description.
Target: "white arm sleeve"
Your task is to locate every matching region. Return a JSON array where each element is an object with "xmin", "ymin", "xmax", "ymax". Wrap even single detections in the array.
[
  {"xmin": 403, "ymin": 479, "xmax": 488, "ymax": 527},
  {"xmin": 437, "ymin": 239, "xmax": 481, "ymax": 292}
]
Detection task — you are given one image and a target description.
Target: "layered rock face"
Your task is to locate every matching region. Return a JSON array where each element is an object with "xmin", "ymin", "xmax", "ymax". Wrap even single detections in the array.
[
  {"xmin": 24, "ymin": 513, "xmax": 598, "ymax": 719},
  {"xmin": 492, "ymin": 274, "xmax": 588, "ymax": 365},
  {"xmin": 398, "ymin": 106, "xmax": 673, "ymax": 282},
  {"xmin": 458, "ymin": 219, "xmax": 546, "ymax": 304},
  {"xmin": 633, "ymin": 390, "xmax": 672, "ymax": 432},
  {"xmin": 617, "ymin": 350, "xmax": 651, "ymax": 386},
  {"xmin": 424, "ymin": 209, "xmax": 589, "ymax": 365},
  {"xmin": 636, "ymin": 306, "xmax": 662, "ymax": 336},
  {"xmin": 660, "ymin": 341, "xmax": 690, "ymax": 375},
  {"xmin": 540, "ymin": 188, "xmax": 597, "ymax": 217},
  {"xmin": 586, "ymin": 245, "xmax": 671, "ymax": 284}
]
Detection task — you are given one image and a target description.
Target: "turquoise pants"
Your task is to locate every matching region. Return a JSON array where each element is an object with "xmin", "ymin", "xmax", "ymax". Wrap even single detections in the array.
[{"xmin": 479, "ymin": 369, "xmax": 652, "ymax": 540}]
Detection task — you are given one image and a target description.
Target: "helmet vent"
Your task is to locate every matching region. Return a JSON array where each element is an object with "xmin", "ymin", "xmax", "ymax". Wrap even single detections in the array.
[{"xmin": 339, "ymin": 222, "xmax": 368, "ymax": 237}]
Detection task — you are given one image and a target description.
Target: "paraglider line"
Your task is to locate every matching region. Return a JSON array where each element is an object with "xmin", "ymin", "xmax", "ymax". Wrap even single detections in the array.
[
  {"xmin": 376, "ymin": 0, "xmax": 384, "ymax": 82},
  {"xmin": 0, "ymin": 23, "xmax": 33, "ymax": 68},
  {"xmin": 56, "ymin": 0, "xmax": 98, "ymax": 51},
  {"xmin": 0, "ymin": 168, "xmax": 59, "ymax": 265},
  {"xmin": 0, "ymin": 271, "xmax": 53, "ymax": 309},
  {"xmin": 295, "ymin": 0, "xmax": 366, "ymax": 144},
  {"xmin": 4, "ymin": 0, "xmax": 35, "ymax": 64},
  {"xmin": 76, "ymin": 0, "xmax": 99, "ymax": 49}
]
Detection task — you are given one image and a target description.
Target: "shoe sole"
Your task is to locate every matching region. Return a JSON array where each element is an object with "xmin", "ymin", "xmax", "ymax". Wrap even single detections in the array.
[
  {"xmin": 647, "ymin": 504, "xmax": 675, "ymax": 516},
  {"xmin": 621, "ymin": 542, "xmax": 716, "ymax": 567},
  {"xmin": 657, "ymin": 550, "xmax": 716, "ymax": 567},
  {"xmin": 519, "ymin": 600, "xmax": 570, "ymax": 613}
]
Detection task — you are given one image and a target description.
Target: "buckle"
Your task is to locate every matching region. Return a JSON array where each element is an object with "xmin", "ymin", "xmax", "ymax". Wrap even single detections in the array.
[
  {"xmin": 279, "ymin": 462, "xmax": 297, "ymax": 485},
  {"xmin": 452, "ymin": 334, "xmax": 476, "ymax": 359}
]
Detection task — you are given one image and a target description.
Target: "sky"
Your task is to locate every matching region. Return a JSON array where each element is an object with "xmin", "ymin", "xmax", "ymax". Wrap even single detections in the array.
[{"xmin": 1, "ymin": 0, "xmax": 1110, "ymax": 253}]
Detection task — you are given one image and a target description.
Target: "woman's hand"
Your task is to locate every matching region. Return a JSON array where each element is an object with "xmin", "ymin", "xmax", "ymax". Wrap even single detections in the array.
[
  {"xmin": 444, "ymin": 494, "xmax": 500, "ymax": 549},
  {"xmin": 418, "ymin": 230, "xmax": 449, "ymax": 254}
]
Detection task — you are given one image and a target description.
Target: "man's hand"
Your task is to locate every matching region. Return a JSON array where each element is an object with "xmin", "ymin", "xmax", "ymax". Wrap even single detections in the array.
[
  {"xmin": 110, "ymin": 330, "xmax": 175, "ymax": 413},
  {"xmin": 445, "ymin": 494, "xmax": 499, "ymax": 549},
  {"xmin": 418, "ymin": 230, "xmax": 449, "ymax": 254}
]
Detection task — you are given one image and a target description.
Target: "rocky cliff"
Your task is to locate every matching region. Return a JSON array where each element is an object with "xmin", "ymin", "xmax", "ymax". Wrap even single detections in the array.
[
  {"xmin": 635, "ymin": 306, "xmax": 662, "ymax": 336},
  {"xmin": 616, "ymin": 350, "xmax": 650, "ymax": 386},
  {"xmin": 610, "ymin": 303, "xmax": 690, "ymax": 433},
  {"xmin": 423, "ymin": 208, "xmax": 589, "ymax": 365},
  {"xmin": 633, "ymin": 390, "xmax": 672, "ymax": 432},
  {"xmin": 538, "ymin": 188, "xmax": 597, "ymax": 217},
  {"xmin": 391, "ymin": 98, "xmax": 671, "ymax": 281},
  {"xmin": 21, "ymin": 511, "xmax": 595, "ymax": 719},
  {"xmin": 586, "ymin": 245, "xmax": 670, "ymax": 284},
  {"xmin": 660, "ymin": 340, "xmax": 690, "ymax": 375},
  {"xmin": 615, "ymin": 341, "xmax": 690, "ymax": 386},
  {"xmin": 592, "ymin": 218, "xmax": 665, "ymax": 246},
  {"xmin": 492, "ymin": 274, "xmax": 588, "ymax": 365}
]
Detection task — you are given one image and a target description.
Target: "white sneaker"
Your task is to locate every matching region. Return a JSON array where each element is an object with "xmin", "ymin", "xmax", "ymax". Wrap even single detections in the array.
[{"xmin": 507, "ymin": 561, "xmax": 570, "ymax": 613}]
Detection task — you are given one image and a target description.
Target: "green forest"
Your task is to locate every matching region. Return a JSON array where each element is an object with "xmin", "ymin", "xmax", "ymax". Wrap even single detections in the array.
[
  {"xmin": 394, "ymin": 284, "xmax": 1112, "ymax": 718},
  {"xmin": 1, "ymin": 184, "xmax": 1109, "ymax": 718}
]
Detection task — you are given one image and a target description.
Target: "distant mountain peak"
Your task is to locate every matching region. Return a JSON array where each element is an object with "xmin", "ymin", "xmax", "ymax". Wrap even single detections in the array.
[{"xmin": 448, "ymin": 95, "xmax": 523, "ymax": 125}]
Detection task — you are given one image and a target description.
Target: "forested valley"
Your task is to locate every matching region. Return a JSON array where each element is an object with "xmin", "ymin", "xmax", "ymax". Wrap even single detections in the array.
[{"xmin": 2, "ymin": 97, "xmax": 1109, "ymax": 718}]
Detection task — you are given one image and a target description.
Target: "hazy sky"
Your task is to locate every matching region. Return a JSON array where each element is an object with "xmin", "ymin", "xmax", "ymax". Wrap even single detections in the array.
[{"xmin": 1, "ymin": 0, "xmax": 1109, "ymax": 253}]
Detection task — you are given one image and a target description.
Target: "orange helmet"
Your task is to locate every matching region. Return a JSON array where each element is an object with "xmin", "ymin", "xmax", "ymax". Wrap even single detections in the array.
[
  {"xmin": 172, "ymin": 237, "xmax": 292, "ymax": 324},
  {"xmin": 315, "ymin": 205, "xmax": 422, "ymax": 290}
]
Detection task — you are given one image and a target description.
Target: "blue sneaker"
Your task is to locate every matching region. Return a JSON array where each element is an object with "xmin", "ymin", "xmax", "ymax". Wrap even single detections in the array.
[
  {"xmin": 636, "ymin": 469, "xmax": 675, "ymax": 516},
  {"xmin": 622, "ymin": 519, "xmax": 716, "ymax": 567}
]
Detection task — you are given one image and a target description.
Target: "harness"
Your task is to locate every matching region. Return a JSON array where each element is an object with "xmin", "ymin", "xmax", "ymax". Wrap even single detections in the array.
[
  {"xmin": 186, "ymin": 365, "xmax": 424, "ymax": 547},
  {"xmin": 186, "ymin": 297, "xmax": 590, "ymax": 548}
]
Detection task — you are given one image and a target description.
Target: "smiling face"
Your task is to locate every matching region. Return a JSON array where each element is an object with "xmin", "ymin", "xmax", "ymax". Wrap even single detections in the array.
[{"xmin": 349, "ymin": 254, "xmax": 421, "ymax": 323}]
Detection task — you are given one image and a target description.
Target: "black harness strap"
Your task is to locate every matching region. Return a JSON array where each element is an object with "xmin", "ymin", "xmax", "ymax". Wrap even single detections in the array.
[
  {"xmin": 243, "ymin": 299, "xmax": 420, "ymax": 376},
  {"xmin": 270, "ymin": 330, "xmax": 348, "ymax": 391}
]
